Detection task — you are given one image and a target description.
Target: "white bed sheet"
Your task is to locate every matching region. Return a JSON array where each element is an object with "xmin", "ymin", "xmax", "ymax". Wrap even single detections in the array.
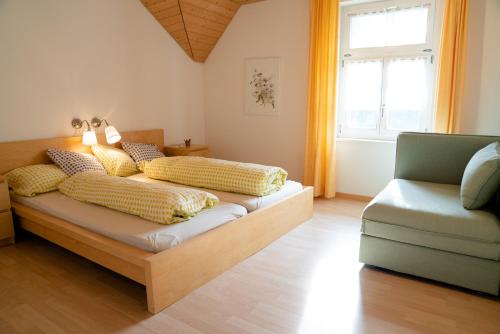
[
  {"xmin": 13, "ymin": 192, "xmax": 246, "ymax": 253},
  {"xmin": 127, "ymin": 173, "xmax": 303, "ymax": 212}
]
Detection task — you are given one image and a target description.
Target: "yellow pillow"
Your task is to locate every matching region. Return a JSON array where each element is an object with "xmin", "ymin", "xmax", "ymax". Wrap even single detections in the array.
[
  {"xmin": 5, "ymin": 164, "xmax": 68, "ymax": 197},
  {"xmin": 91, "ymin": 144, "xmax": 138, "ymax": 177}
]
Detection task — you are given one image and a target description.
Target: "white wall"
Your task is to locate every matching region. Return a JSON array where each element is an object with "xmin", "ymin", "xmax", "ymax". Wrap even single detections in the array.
[
  {"xmin": 335, "ymin": 140, "xmax": 396, "ymax": 197},
  {"xmin": 461, "ymin": 0, "xmax": 500, "ymax": 135},
  {"xmin": 0, "ymin": 0, "xmax": 205, "ymax": 144},
  {"xmin": 204, "ymin": 0, "xmax": 310, "ymax": 181}
]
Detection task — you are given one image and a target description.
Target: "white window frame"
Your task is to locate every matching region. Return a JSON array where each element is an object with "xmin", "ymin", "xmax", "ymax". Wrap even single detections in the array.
[{"xmin": 337, "ymin": 0, "xmax": 441, "ymax": 141}]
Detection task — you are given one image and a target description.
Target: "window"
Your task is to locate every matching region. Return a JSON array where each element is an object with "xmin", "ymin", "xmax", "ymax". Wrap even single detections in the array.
[{"xmin": 338, "ymin": 0, "xmax": 439, "ymax": 140}]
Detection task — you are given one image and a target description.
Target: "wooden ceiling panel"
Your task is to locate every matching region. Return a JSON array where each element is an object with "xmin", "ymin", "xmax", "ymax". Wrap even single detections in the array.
[
  {"xmin": 140, "ymin": 0, "xmax": 266, "ymax": 62},
  {"xmin": 144, "ymin": 0, "xmax": 179, "ymax": 14},
  {"xmin": 188, "ymin": 30, "xmax": 219, "ymax": 44},
  {"xmin": 181, "ymin": 3, "xmax": 233, "ymax": 25},
  {"xmin": 196, "ymin": 0, "xmax": 241, "ymax": 12},
  {"xmin": 232, "ymin": 0, "xmax": 265, "ymax": 4},
  {"xmin": 183, "ymin": 0, "xmax": 239, "ymax": 14},
  {"xmin": 154, "ymin": 6, "xmax": 181, "ymax": 20},
  {"xmin": 182, "ymin": 14, "xmax": 227, "ymax": 33}
]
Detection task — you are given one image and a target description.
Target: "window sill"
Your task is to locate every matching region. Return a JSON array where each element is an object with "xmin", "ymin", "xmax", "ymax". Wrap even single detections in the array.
[{"xmin": 336, "ymin": 137, "xmax": 396, "ymax": 144}]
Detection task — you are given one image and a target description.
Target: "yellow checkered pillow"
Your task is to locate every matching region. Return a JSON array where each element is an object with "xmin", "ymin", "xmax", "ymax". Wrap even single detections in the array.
[
  {"xmin": 5, "ymin": 164, "xmax": 68, "ymax": 197},
  {"xmin": 58, "ymin": 171, "xmax": 218, "ymax": 224},
  {"xmin": 91, "ymin": 144, "xmax": 138, "ymax": 177}
]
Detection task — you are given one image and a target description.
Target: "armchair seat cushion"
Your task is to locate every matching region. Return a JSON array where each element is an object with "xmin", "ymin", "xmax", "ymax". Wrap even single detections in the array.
[{"xmin": 362, "ymin": 179, "xmax": 500, "ymax": 260}]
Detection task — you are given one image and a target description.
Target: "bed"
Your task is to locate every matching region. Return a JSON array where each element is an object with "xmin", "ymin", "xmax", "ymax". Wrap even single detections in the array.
[
  {"xmin": 0, "ymin": 129, "xmax": 314, "ymax": 313},
  {"xmin": 12, "ymin": 192, "xmax": 247, "ymax": 253}
]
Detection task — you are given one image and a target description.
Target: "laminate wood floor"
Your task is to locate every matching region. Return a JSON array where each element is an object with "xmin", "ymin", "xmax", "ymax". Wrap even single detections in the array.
[{"xmin": 0, "ymin": 199, "xmax": 498, "ymax": 334}]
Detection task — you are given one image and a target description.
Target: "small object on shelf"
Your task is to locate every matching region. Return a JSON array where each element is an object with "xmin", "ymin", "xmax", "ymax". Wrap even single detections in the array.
[
  {"xmin": 164, "ymin": 144, "xmax": 209, "ymax": 157},
  {"xmin": 184, "ymin": 138, "xmax": 191, "ymax": 147},
  {"xmin": 0, "ymin": 176, "xmax": 14, "ymax": 246}
]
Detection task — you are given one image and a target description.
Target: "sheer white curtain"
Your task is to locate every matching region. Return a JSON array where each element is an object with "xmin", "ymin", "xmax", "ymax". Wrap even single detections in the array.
[
  {"xmin": 343, "ymin": 60, "xmax": 383, "ymax": 129},
  {"xmin": 349, "ymin": 5, "xmax": 429, "ymax": 49},
  {"xmin": 349, "ymin": 11, "xmax": 386, "ymax": 48},
  {"xmin": 341, "ymin": 57, "xmax": 430, "ymax": 134},
  {"xmin": 383, "ymin": 57, "xmax": 430, "ymax": 131}
]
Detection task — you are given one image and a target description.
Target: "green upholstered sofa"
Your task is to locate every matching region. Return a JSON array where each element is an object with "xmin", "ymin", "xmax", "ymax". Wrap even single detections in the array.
[{"xmin": 360, "ymin": 132, "xmax": 500, "ymax": 295}]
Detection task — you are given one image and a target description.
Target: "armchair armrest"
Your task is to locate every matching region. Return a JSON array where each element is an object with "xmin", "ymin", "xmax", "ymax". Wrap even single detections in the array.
[{"xmin": 394, "ymin": 132, "xmax": 500, "ymax": 185}]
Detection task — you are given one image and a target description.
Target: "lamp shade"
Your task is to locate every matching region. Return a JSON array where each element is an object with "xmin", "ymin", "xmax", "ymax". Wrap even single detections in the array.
[
  {"xmin": 82, "ymin": 129, "xmax": 98, "ymax": 146},
  {"xmin": 105, "ymin": 125, "xmax": 121, "ymax": 144}
]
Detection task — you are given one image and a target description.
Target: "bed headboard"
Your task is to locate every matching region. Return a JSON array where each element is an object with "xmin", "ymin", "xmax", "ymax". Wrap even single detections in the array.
[{"xmin": 0, "ymin": 129, "xmax": 164, "ymax": 174}]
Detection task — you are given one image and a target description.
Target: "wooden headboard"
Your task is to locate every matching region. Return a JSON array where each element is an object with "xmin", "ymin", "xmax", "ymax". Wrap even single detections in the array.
[{"xmin": 0, "ymin": 129, "xmax": 164, "ymax": 174}]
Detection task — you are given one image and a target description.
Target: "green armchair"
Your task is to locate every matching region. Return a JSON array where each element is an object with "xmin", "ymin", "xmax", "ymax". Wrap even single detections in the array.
[{"xmin": 359, "ymin": 132, "xmax": 500, "ymax": 295}]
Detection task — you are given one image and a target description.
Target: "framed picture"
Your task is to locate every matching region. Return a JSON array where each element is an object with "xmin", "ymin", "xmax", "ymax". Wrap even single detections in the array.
[{"xmin": 244, "ymin": 57, "xmax": 280, "ymax": 116}]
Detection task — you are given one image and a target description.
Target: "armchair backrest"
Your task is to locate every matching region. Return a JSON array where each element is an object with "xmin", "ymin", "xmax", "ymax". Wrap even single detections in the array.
[{"xmin": 394, "ymin": 132, "xmax": 500, "ymax": 185}]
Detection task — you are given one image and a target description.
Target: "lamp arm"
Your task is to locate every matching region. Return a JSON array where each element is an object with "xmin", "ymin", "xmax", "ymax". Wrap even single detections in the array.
[
  {"xmin": 90, "ymin": 117, "xmax": 110, "ymax": 128},
  {"xmin": 82, "ymin": 120, "xmax": 92, "ymax": 131},
  {"xmin": 71, "ymin": 118, "xmax": 93, "ymax": 130}
]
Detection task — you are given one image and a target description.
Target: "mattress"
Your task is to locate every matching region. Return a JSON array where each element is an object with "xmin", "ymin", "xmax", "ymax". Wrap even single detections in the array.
[
  {"xmin": 127, "ymin": 173, "xmax": 303, "ymax": 212},
  {"xmin": 12, "ymin": 192, "xmax": 247, "ymax": 253}
]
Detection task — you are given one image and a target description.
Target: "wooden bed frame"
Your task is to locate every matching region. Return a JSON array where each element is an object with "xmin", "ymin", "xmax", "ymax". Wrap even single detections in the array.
[{"xmin": 0, "ymin": 129, "xmax": 314, "ymax": 313}]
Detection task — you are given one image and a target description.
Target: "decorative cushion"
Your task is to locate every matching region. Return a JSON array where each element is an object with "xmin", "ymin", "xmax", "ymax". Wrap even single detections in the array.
[
  {"xmin": 461, "ymin": 142, "xmax": 500, "ymax": 209},
  {"xmin": 5, "ymin": 164, "xmax": 68, "ymax": 197},
  {"xmin": 47, "ymin": 148, "xmax": 106, "ymax": 176},
  {"xmin": 91, "ymin": 144, "xmax": 138, "ymax": 177},
  {"xmin": 121, "ymin": 142, "xmax": 165, "ymax": 166}
]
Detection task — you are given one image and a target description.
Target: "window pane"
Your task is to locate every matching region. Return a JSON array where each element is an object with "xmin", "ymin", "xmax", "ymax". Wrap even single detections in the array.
[
  {"xmin": 343, "ymin": 60, "xmax": 383, "ymax": 129},
  {"xmin": 384, "ymin": 57, "xmax": 429, "ymax": 131},
  {"xmin": 349, "ymin": 11, "xmax": 386, "ymax": 48},
  {"xmin": 349, "ymin": 5, "xmax": 429, "ymax": 49},
  {"xmin": 386, "ymin": 6, "xmax": 429, "ymax": 46}
]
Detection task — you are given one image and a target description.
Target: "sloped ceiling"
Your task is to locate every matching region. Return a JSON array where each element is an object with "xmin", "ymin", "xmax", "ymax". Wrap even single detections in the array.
[{"xmin": 140, "ymin": 0, "xmax": 266, "ymax": 63}]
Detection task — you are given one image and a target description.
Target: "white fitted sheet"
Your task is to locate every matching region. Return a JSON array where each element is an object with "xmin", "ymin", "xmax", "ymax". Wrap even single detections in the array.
[
  {"xmin": 127, "ymin": 173, "xmax": 303, "ymax": 212},
  {"xmin": 13, "ymin": 192, "xmax": 247, "ymax": 253}
]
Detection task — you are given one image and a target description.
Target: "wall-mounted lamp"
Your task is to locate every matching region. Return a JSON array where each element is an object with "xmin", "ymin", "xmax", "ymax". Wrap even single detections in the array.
[
  {"xmin": 71, "ymin": 118, "xmax": 97, "ymax": 146},
  {"xmin": 71, "ymin": 117, "xmax": 121, "ymax": 145},
  {"xmin": 90, "ymin": 117, "xmax": 121, "ymax": 144}
]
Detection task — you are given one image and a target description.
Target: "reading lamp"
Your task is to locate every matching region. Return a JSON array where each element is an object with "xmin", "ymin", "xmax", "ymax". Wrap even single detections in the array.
[
  {"xmin": 71, "ymin": 117, "xmax": 121, "ymax": 145},
  {"xmin": 71, "ymin": 118, "xmax": 97, "ymax": 146},
  {"xmin": 91, "ymin": 117, "xmax": 121, "ymax": 144}
]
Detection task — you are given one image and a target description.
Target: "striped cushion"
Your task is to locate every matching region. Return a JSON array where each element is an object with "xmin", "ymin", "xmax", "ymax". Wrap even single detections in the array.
[
  {"xmin": 5, "ymin": 164, "xmax": 68, "ymax": 197},
  {"xmin": 91, "ymin": 144, "xmax": 138, "ymax": 177},
  {"xmin": 47, "ymin": 148, "xmax": 106, "ymax": 176},
  {"xmin": 122, "ymin": 142, "xmax": 165, "ymax": 166}
]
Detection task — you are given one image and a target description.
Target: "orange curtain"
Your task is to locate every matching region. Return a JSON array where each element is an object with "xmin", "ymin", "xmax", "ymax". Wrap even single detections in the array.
[
  {"xmin": 435, "ymin": 0, "xmax": 469, "ymax": 133},
  {"xmin": 303, "ymin": 0, "xmax": 339, "ymax": 198}
]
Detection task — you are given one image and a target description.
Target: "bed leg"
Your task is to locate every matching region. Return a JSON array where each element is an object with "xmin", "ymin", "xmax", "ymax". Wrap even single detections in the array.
[{"xmin": 145, "ymin": 263, "xmax": 161, "ymax": 314}]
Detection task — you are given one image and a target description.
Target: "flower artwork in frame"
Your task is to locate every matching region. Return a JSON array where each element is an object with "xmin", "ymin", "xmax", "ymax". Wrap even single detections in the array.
[{"xmin": 244, "ymin": 57, "xmax": 280, "ymax": 116}]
